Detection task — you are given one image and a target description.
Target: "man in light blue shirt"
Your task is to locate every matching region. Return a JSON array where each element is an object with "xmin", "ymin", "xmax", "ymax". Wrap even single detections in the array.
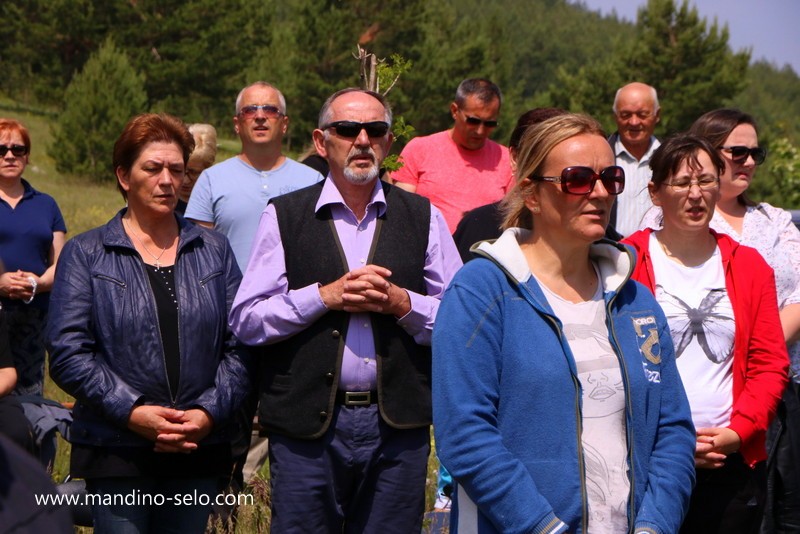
[
  {"xmin": 185, "ymin": 81, "xmax": 322, "ymax": 492},
  {"xmin": 185, "ymin": 81, "xmax": 323, "ymax": 270}
]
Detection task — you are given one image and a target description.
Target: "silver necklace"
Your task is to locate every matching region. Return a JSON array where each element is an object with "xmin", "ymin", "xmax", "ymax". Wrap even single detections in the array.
[{"xmin": 124, "ymin": 218, "xmax": 170, "ymax": 269}]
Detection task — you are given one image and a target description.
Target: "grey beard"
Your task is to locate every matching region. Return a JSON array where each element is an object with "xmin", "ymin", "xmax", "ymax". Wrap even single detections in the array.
[{"xmin": 343, "ymin": 163, "xmax": 379, "ymax": 185}]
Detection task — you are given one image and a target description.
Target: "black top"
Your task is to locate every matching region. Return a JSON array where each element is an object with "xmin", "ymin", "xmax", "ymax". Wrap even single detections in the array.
[
  {"xmin": 145, "ymin": 264, "xmax": 180, "ymax": 397},
  {"xmin": 452, "ymin": 202, "xmax": 505, "ymax": 264},
  {"xmin": 300, "ymin": 154, "xmax": 329, "ymax": 177},
  {"xmin": 0, "ymin": 305, "xmax": 11, "ymax": 368},
  {"xmin": 70, "ymin": 442, "xmax": 231, "ymax": 479},
  {"xmin": 174, "ymin": 199, "xmax": 188, "ymax": 215}
]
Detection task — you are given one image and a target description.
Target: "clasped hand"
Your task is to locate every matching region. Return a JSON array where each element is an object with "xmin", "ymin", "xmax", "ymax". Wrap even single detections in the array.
[
  {"xmin": 127, "ymin": 405, "xmax": 213, "ymax": 454},
  {"xmin": 320, "ymin": 264, "xmax": 411, "ymax": 317},
  {"xmin": 0, "ymin": 270, "xmax": 39, "ymax": 301},
  {"xmin": 694, "ymin": 427, "xmax": 741, "ymax": 469}
]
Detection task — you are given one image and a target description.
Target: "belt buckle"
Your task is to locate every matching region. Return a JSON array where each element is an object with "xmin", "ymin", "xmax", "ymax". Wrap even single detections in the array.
[{"xmin": 344, "ymin": 391, "xmax": 371, "ymax": 406}]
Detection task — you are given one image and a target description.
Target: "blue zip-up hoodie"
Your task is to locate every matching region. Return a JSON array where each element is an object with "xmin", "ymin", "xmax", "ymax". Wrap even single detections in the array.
[{"xmin": 432, "ymin": 228, "xmax": 695, "ymax": 534}]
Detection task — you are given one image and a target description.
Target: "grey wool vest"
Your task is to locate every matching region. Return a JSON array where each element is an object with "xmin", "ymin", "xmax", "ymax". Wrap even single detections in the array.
[{"xmin": 260, "ymin": 180, "xmax": 432, "ymax": 439}]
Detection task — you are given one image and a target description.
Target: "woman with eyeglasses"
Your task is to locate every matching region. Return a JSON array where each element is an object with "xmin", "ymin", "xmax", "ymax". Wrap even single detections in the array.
[
  {"xmin": 640, "ymin": 110, "xmax": 800, "ymax": 531},
  {"xmin": 432, "ymin": 113, "xmax": 696, "ymax": 533},
  {"xmin": 176, "ymin": 123, "xmax": 217, "ymax": 215},
  {"xmin": 0, "ymin": 118, "xmax": 66, "ymax": 397},
  {"xmin": 623, "ymin": 133, "xmax": 788, "ymax": 534},
  {"xmin": 693, "ymin": 109, "xmax": 800, "ymax": 533},
  {"xmin": 47, "ymin": 114, "xmax": 251, "ymax": 533}
]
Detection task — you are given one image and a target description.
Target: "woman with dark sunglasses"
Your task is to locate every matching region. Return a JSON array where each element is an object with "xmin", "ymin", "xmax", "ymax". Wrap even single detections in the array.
[
  {"xmin": 624, "ymin": 133, "xmax": 788, "ymax": 534},
  {"xmin": 432, "ymin": 113, "xmax": 696, "ymax": 533},
  {"xmin": 0, "ymin": 118, "xmax": 66, "ymax": 397}
]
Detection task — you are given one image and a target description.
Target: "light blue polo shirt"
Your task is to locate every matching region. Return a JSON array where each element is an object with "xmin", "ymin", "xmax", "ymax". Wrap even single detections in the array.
[{"xmin": 185, "ymin": 156, "xmax": 323, "ymax": 270}]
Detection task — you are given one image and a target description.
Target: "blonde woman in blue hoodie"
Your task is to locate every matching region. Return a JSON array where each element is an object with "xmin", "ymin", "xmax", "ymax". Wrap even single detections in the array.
[{"xmin": 432, "ymin": 113, "xmax": 696, "ymax": 534}]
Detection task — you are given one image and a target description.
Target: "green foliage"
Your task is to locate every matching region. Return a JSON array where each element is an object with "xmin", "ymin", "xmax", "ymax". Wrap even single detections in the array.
[
  {"xmin": 376, "ymin": 54, "xmax": 413, "ymax": 96},
  {"xmin": 49, "ymin": 38, "xmax": 147, "ymax": 182},
  {"xmin": 748, "ymin": 137, "xmax": 800, "ymax": 207},
  {"xmin": 626, "ymin": 0, "xmax": 749, "ymax": 133},
  {"xmin": 115, "ymin": 0, "xmax": 274, "ymax": 126},
  {"xmin": 383, "ymin": 116, "xmax": 416, "ymax": 173},
  {"xmin": 549, "ymin": 0, "xmax": 750, "ymax": 136},
  {"xmin": 730, "ymin": 61, "xmax": 800, "ymax": 142},
  {"xmin": 3, "ymin": 0, "xmax": 799, "ymax": 202}
]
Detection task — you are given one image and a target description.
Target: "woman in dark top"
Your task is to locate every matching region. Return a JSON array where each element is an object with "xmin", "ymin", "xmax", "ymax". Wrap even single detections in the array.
[
  {"xmin": 47, "ymin": 114, "xmax": 251, "ymax": 533},
  {"xmin": 0, "ymin": 276, "xmax": 35, "ymax": 453},
  {"xmin": 0, "ymin": 118, "xmax": 66, "ymax": 396}
]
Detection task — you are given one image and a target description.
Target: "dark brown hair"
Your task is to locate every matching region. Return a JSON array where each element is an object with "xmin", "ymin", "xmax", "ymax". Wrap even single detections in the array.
[
  {"xmin": 113, "ymin": 114, "xmax": 195, "ymax": 199},
  {"xmin": 689, "ymin": 108, "xmax": 759, "ymax": 206},
  {"xmin": 649, "ymin": 133, "xmax": 725, "ymax": 190},
  {"xmin": 508, "ymin": 108, "xmax": 568, "ymax": 156}
]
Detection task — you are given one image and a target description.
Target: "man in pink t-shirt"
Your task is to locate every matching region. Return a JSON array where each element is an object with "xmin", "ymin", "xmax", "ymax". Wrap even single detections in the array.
[{"xmin": 391, "ymin": 78, "xmax": 513, "ymax": 233}]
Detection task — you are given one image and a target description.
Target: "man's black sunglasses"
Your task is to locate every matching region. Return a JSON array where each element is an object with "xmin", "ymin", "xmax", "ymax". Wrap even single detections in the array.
[
  {"xmin": 0, "ymin": 144, "xmax": 28, "ymax": 157},
  {"xmin": 463, "ymin": 116, "xmax": 499, "ymax": 128},
  {"xmin": 531, "ymin": 166, "xmax": 625, "ymax": 196},
  {"xmin": 721, "ymin": 146, "xmax": 767, "ymax": 165},
  {"xmin": 323, "ymin": 121, "xmax": 390, "ymax": 138}
]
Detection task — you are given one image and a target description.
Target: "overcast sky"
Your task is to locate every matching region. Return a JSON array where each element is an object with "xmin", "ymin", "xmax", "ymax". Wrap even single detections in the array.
[{"xmin": 571, "ymin": 0, "xmax": 800, "ymax": 74}]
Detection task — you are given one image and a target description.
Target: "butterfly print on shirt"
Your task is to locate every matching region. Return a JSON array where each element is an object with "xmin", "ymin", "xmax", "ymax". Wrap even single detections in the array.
[{"xmin": 657, "ymin": 287, "xmax": 734, "ymax": 364}]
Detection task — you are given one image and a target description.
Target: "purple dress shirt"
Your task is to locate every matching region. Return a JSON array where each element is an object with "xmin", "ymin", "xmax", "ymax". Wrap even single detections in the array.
[{"xmin": 229, "ymin": 178, "xmax": 462, "ymax": 391}]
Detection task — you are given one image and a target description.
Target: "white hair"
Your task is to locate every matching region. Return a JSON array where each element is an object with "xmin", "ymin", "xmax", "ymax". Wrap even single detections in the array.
[{"xmin": 612, "ymin": 83, "xmax": 660, "ymax": 115}]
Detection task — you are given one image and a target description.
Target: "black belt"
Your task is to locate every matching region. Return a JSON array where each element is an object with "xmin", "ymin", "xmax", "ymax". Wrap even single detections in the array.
[{"xmin": 336, "ymin": 390, "xmax": 378, "ymax": 406}]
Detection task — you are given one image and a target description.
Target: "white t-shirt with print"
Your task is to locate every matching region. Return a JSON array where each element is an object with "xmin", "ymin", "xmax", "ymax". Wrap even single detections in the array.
[
  {"xmin": 648, "ymin": 233, "xmax": 735, "ymax": 429},
  {"xmin": 537, "ymin": 268, "xmax": 629, "ymax": 534}
]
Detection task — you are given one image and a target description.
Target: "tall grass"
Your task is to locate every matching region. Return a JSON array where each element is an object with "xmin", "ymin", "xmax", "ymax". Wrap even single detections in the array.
[{"xmin": 3, "ymin": 107, "xmax": 444, "ymax": 532}]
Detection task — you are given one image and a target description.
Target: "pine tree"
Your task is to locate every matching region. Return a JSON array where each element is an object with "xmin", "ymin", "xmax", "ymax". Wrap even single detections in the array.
[
  {"xmin": 548, "ymin": 0, "xmax": 750, "ymax": 136},
  {"xmin": 49, "ymin": 38, "xmax": 147, "ymax": 182}
]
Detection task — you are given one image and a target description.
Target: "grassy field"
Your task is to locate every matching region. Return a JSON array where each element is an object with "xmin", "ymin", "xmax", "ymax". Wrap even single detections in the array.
[{"xmin": 3, "ymin": 107, "xmax": 443, "ymax": 532}]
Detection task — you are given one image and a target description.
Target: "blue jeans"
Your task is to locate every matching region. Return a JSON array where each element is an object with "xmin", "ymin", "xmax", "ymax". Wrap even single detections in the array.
[
  {"xmin": 86, "ymin": 476, "xmax": 218, "ymax": 534},
  {"xmin": 268, "ymin": 404, "xmax": 430, "ymax": 534}
]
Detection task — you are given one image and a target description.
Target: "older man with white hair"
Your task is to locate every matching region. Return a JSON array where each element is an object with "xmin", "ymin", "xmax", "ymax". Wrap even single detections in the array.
[{"xmin": 608, "ymin": 81, "xmax": 661, "ymax": 237}]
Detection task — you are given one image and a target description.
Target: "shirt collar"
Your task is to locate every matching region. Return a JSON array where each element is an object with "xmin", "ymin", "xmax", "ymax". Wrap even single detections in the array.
[
  {"xmin": 315, "ymin": 176, "xmax": 387, "ymax": 217},
  {"xmin": 613, "ymin": 135, "xmax": 659, "ymax": 163},
  {"xmin": 21, "ymin": 179, "xmax": 37, "ymax": 199}
]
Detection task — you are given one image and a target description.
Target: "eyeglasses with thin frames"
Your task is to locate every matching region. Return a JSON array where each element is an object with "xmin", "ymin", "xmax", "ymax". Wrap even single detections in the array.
[{"xmin": 664, "ymin": 176, "xmax": 719, "ymax": 192}]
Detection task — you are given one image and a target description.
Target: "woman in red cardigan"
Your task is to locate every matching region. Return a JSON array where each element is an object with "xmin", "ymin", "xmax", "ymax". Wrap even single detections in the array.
[{"xmin": 622, "ymin": 133, "xmax": 788, "ymax": 534}]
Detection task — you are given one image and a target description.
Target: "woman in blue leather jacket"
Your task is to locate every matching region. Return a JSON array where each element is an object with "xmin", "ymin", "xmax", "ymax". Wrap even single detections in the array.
[{"xmin": 46, "ymin": 114, "xmax": 251, "ymax": 533}]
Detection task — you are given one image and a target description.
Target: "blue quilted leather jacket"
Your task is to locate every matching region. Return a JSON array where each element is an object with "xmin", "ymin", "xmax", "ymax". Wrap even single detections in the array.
[{"xmin": 47, "ymin": 209, "xmax": 252, "ymax": 447}]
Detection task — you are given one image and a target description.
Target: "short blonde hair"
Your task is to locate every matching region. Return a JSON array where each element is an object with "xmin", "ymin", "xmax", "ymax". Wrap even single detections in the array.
[
  {"xmin": 188, "ymin": 123, "xmax": 217, "ymax": 169},
  {"xmin": 500, "ymin": 113, "xmax": 606, "ymax": 230}
]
